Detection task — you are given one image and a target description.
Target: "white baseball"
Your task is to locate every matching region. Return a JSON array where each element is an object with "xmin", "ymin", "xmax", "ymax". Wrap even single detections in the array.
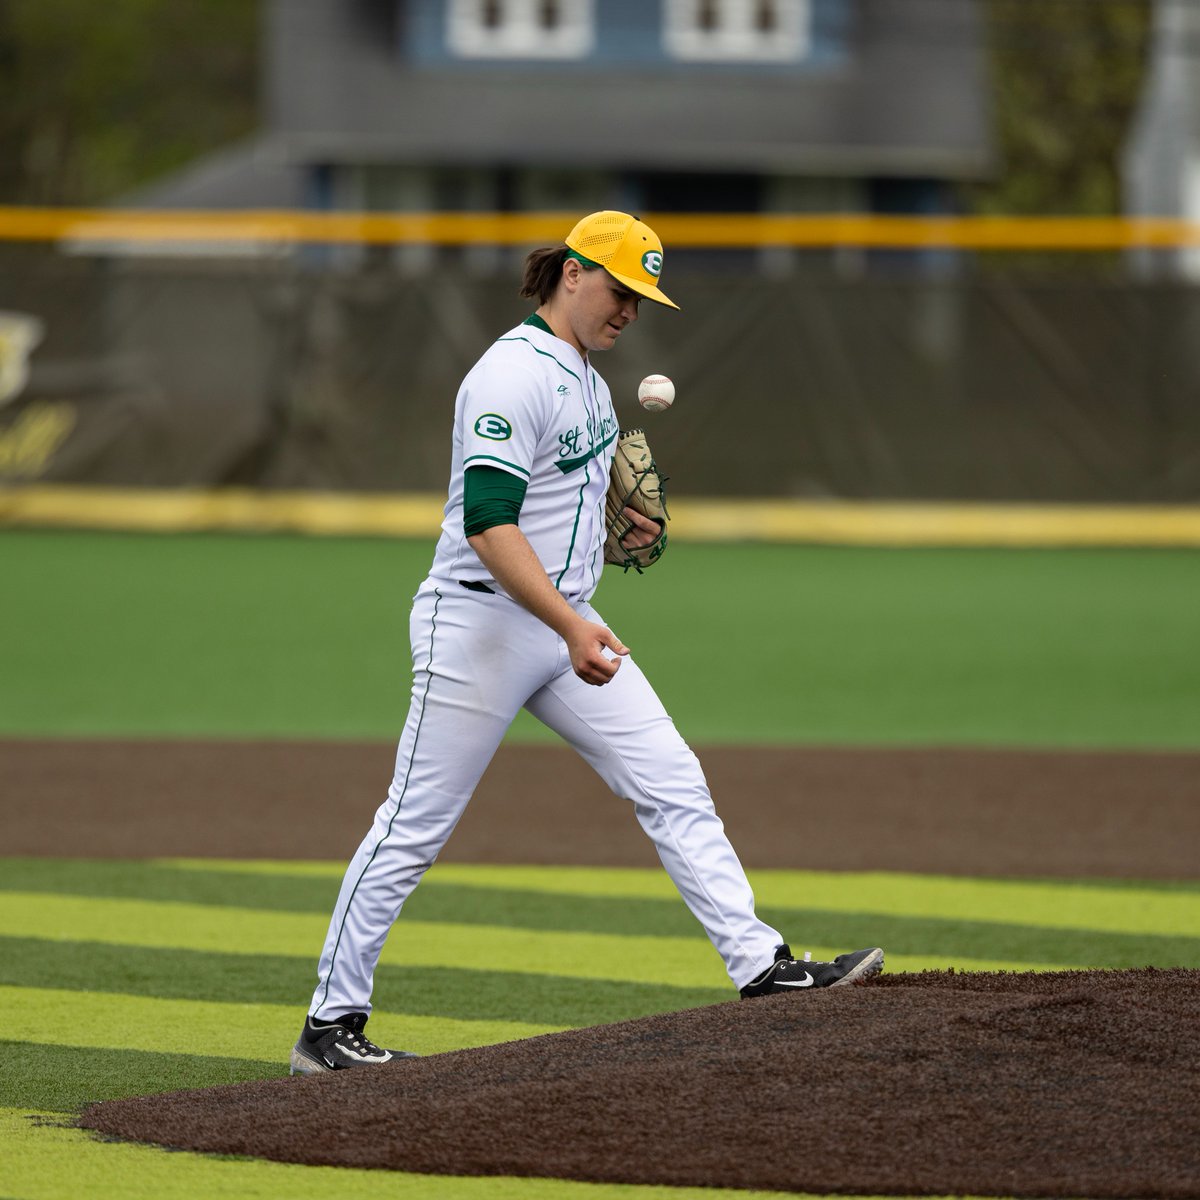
[{"xmin": 638, "ymin": 374, "xmax": 675, "ymax": 413}]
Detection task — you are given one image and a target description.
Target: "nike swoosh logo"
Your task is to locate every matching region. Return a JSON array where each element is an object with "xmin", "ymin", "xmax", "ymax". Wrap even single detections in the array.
[{"xmin": 775, "ymin": 973, "xmax": 815, "ymax": 988}]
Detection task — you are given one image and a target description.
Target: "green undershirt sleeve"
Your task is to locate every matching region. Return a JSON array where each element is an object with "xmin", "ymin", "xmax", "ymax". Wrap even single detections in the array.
[{"xmin": 463, "ymin": 465, "xmax": 528, "ymax": 537}]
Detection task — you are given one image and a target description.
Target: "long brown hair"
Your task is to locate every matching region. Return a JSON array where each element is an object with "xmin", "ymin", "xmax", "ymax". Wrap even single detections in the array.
[{"xmin": 519, "ymin": 247, "xmax": 596, "ymax": 304}]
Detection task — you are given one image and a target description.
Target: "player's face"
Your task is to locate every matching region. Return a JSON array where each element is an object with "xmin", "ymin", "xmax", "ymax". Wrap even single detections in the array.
[{"xmin": 569, "ymin": 267, "xmax": 641, "ymax": 353}]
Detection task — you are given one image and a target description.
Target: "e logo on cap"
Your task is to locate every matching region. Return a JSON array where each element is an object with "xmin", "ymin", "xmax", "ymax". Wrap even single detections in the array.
[{"xmin": 641, "ymin": 251, "xmax": 663, "ymax": 278}]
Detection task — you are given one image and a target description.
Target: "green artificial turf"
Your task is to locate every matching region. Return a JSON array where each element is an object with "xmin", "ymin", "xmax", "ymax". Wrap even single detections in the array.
[
  {"xmin": 2, "ymin": 1108, "xmax": 810, "ymax": 1200},
  {"xmin": 2, "ymin": 529, "xmax": 1198, "ymax": 747},
  {"xmin": 2, "ymin": 858, "xmax": 1196, "ymax": 1199},
  {"xmin": 4, "ymin": 860, "xmax": 1198, "ymax": 974},
  {"xmin": 0, "ymin": 1043, "xmax": 279, "ymax": 1113},
  {"xmin": 0, "ymin": 937, "xmax": 730, "ymax": 1025}
]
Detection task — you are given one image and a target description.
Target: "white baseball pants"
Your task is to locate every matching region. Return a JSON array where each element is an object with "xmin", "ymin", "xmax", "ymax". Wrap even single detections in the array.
[{"xmin": 310, "ymin": 582, "xmax": 782, "ymax": 1019}]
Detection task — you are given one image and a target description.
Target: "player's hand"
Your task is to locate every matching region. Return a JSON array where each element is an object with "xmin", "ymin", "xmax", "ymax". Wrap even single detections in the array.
[
  {"xmin": 620, "ymin": 507, "xmax": 663, "ymax": 550},
  {"xmin": 566, "ymin": 618, "xmax": 628, "ymax": 686}
]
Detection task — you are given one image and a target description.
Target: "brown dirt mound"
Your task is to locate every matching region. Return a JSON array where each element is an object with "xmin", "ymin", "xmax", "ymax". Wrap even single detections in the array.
[{"xmin": 80, "ymin": 969, "xmax": 1200, "ymax": 1198}]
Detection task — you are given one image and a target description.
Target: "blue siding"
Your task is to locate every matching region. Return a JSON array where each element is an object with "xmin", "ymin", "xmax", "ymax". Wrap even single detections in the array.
[
  {"xmin": 593, "ymin": 0, "xmax": 664, "ymax": 64},
  {"xmin": 812, "ymin": 0, "xmax": 854, "ymax": 66},
  {"xmin": 399, "ymin": 0, "xmax": 852, "ymax": 70},
  {"xmin": 401, "ymin": 1, "xmax": 445, "ymax": 60}
]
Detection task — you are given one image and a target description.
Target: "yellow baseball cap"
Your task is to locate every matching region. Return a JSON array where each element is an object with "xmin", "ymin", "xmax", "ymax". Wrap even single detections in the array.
[{"xmin": 564, "ymin": 211, "xmax": 679, "ymax": 310}]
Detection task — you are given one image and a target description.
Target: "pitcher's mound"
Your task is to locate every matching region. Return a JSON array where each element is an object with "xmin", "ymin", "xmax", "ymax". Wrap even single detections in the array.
[{"xmin": 81, "ymin": 969, "xmax": 1200, "ymax": 1198}]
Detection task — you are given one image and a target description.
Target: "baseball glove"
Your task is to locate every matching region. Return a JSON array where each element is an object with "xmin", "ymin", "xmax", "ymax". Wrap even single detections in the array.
[{"xmin": 604, "ymin": 428, "xmax": 669, "ymax": 572}]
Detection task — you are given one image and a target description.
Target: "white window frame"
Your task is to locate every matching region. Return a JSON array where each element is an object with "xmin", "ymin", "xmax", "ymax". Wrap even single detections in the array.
[
  {"xmin": 446, "ymin": 0, "xmax": 595, "ymax": 60},
  {"xmin": 663, "ymin": 0, "xmax": 810, "ymax": 62}
]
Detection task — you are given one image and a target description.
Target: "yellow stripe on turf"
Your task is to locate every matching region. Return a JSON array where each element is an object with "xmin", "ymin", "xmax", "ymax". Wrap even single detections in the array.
[
  {"xmin": 425, "ymin": 865, "xmax": 1200, "ymax": 937},
  {"xmin": 753, "ymin": 871, "xmax": 1200, "ymax": 937},
  {"xmin": 0, "ymin": 1107, "xmax": 816, "ymax": 1200},
  {"xmin": 160, "ymin": 857, "xmax": 353, "ymax": 878},
  {"xmin": 0, "ymin": 986, "xmax": 559, "ymax": 1060},
  {"xmin": 0, "ymin": 892, "xmax": 726, "ymax": 984},
  {"xmin": 160, "ymin": 860, "xmax": 1200, "ymax": 937},
  {"xmin": 0, "ymin": 893, "xmax": 1075, "ymax": 983}
]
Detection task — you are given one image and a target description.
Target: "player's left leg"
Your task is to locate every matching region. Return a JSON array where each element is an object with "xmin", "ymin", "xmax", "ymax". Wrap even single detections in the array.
[{"xmin": 524, "ymin": 615, "xmax": 782, "ymax": 991}]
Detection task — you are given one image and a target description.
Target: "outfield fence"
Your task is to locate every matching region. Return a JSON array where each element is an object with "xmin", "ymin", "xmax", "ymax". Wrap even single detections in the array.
[
  {"xmin": 3, "ymin": 485, "xmax": 1200, "ymax": 547},
  {"xmin": 1, "ymin": 210, "xmax": 1199, "ymax": 536}
]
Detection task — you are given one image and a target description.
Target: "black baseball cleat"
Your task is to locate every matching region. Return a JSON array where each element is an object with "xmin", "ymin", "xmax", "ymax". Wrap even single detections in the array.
[
  {"xmin": 739, "ymin": 944, "xmax": 884, "ymax": 998},
  {"xmin": 289, "ymin": 1012, "xmax": 418, "ymax": 1075}
]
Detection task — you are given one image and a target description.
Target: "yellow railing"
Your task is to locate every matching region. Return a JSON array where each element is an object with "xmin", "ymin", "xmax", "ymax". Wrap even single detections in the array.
[
  {"xmin": 3, "ymin": 486, "xmax": 1199, "ymax": 546},
  {"xmin": 2, "ymin": 207, "xmax": 1200, "ymax": 249}
]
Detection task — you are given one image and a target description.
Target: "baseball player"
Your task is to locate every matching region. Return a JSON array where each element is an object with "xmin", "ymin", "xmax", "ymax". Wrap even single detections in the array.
[{"xmin": 290, "ymin": 211, "xmax": 884, "ymax": 1075}]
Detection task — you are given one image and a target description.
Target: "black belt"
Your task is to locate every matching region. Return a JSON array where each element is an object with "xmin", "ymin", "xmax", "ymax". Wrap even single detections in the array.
[{"xmin": 459, "ymin": 580, "xmax": 495, "ymax": 594}]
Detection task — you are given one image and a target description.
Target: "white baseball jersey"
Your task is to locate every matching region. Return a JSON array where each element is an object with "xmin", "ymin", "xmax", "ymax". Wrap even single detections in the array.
[
  {"xmin": 429, "ymin": 321, "xmax": 619, "ymax": 602},
  {"xmin": 307, "ymin": 316, "xmax": 786, "ymax": 1027}
]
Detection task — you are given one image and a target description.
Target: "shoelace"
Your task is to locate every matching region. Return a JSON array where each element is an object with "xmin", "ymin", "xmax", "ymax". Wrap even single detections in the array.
[
  {"xmin": 778, "ymin": 950, "xmax": 814, "ymax": 972},
  {"xmin": 341, "ymin": 1029, "xmax": 385, "ymax": 1057}
]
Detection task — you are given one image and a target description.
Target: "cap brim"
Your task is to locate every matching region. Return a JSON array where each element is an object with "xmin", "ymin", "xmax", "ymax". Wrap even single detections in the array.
[{"xmin": 605, "ymin": 267, "xmax": 680, "ymax": 311}]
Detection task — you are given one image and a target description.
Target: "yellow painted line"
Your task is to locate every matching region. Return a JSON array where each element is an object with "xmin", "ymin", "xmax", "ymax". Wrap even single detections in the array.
[
  {"xmin": 0, "ymin": 985, "xmax": 559, "ymax": 1059},
  {"xmin": 3, "ymin": 484, "xmax": 1199, "ymax": 546},
  {"xmin": 6, "ymin": 206, "xmax": 1200, "ymax": 249}
]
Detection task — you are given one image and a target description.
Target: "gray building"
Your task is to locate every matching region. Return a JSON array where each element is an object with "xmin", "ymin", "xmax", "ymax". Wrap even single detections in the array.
[
  {"xmin": 131, "ymin": 0, "xmax": 993, "ymax": 269},
  {"xmin": 16, "ymin": 3, "xmax": 1195, "ymax": 505}
]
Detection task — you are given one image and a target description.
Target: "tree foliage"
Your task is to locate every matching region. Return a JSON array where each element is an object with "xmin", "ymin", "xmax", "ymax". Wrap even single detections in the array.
[
  {"xmin": 967, "ymin": 0, "xmax": 1154, "ymax": 215},
  {"xmin": 0, "ymin": 0, "xmax": 258, "ymax": 204}
]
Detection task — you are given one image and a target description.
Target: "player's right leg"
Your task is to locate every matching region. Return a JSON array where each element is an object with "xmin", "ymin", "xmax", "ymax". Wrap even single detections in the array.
[{"xmin": 302, "ymin": 586, "xmax": 558, "ymax": 1048}]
